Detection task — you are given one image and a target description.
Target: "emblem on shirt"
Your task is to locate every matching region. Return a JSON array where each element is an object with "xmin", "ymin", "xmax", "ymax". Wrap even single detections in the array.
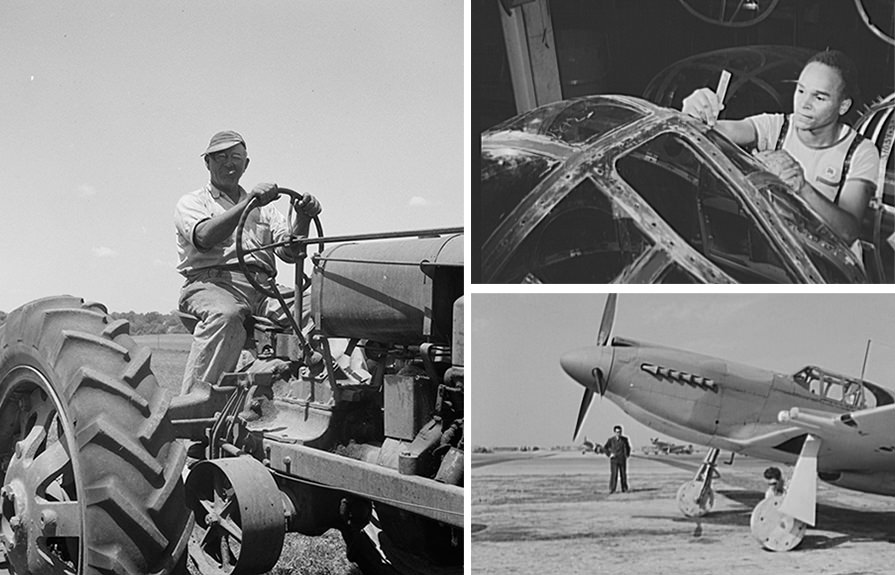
[{"xmin": 817, "ymin": 165, "xmax": 840, "ymax": 187}]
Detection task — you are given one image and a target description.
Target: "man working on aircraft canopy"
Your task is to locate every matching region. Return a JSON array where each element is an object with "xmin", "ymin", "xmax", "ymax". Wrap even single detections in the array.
[
  {"xmin": 604, "ymin": 425, "xmax": 631, "ymax": 494},
  {"xmin": 681, "ymin": 49, "xmax": 880, "ymax": 247},
  {"xmin": 174, "ymin": 130, "xmax": 322, "ymax": 397}
]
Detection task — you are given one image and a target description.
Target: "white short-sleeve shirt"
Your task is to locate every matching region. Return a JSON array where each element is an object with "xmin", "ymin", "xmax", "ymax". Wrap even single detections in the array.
[
  {"xmin": 748, "ymin": 113, "xmax": 880, "ymax": 204},
  {"xmin": 174, "ymin": 183, "xmax": 290, "ymax": 276}
]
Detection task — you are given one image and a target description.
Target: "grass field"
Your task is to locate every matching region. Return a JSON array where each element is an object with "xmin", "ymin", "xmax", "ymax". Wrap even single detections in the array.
[{"xmin": 133, "ymin": 334, "xmax": 362, "ymax": 575}]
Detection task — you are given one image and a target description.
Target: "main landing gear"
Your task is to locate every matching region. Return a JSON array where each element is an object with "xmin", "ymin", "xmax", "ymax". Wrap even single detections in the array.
[
  {"xmin": 674, "ymin": 443, "xmax": 813, "ymax": 551},
  {"xmin": 749, "ymin": 495, "xmax": 807, "ymax": 551},
  {"xmin": 676, "ymin": 448, "xmax": 720, "ymax": 517},
  {"xmin": 749, "ymin": 433, "xmax": 821, "ymax": 551}
]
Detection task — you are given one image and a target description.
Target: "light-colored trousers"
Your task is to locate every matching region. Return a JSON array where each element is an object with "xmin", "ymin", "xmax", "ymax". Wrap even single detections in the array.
[{"xmin": 178, "ymin": 268, "xmax": 296, "ymax": 395}]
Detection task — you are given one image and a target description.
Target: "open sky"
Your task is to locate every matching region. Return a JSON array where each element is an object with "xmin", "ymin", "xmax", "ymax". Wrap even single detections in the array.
[
  {"xmin": 0, "ymin": 1, "xmax": 463, "ymax": 313},
  {"xmin": 471, "ymin": 292, "xmax": 895, "ymax": 450}
]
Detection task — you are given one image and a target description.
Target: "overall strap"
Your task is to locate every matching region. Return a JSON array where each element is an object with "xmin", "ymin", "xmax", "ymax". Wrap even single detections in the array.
[
  {"xmin": 834, "ymin": 131, "xmax": 866, "ymax": 204},
  {"xmin": 775, "ymin": 114, "xmax": 790, "ymax": 151}
]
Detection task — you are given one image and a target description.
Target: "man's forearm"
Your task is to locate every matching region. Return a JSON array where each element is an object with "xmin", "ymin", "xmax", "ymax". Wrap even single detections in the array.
[
  {"xmin": 796, "ymin": 181, "xmax": 860, "ymax": 244},
  {"xmin": 714, "ymin": 119, "xmax": 757, "ymax": 148},
  {"xmin": 274, "ymin": 215, "xmax": 313, "ymax": 263},
  {"xmin": 194, "ymin": 199, "xmax": 250, "ymax": 250}
]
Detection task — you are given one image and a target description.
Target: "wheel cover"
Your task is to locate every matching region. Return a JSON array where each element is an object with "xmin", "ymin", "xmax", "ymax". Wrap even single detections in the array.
[
  {"xmin": 1, "ymin": 366, "xmax": 83, "ymax": 575},
  {"xmin": 750, "ymin": 495, "xmax": 807, "ymax": 551},
  {"xmin": 676, "ymin": 480, "xmax": 715, "ymax": 517},
  {"xmin": 185, "ymin": 458, "xmax": 285, "ymax": 575}
]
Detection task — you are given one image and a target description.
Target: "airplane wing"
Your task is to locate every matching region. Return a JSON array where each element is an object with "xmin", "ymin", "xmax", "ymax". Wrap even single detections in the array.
[
  {"xmin": 778, "ymin": 403, "xmax": 895, "ymax": 472},
  {"xmin": 719, "ymin": 425, "xmax": 810, "ymax": 451}
]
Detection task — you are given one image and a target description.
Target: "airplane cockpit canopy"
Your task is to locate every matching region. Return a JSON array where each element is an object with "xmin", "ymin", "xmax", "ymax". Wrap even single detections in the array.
[
  {"xmin": 489, "ymin": 97, "xmax": 644, "ymax": 145},
  {"xmin": 481, "ymin": 95, "xmax": 866, "ymax": 284},
  {"xmin": 792, "ymin": 365, "xmax": 894, "ymax": 409}
]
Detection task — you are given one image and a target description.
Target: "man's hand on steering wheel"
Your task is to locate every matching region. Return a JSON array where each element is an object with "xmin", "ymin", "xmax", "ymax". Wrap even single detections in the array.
[
  {"xmin": 295, "ymin": 193, "xmax": 322, "ymax": 217},
  {"xmin": 249, "ymin": 182, "xmax": 280, "ymax": 206},
  {"xmin": 289, "ymin": 192, "xmax": 322, "ymax": 232},
  {"xmin": 236, "ymin": 186, "xmax": 324, "ymax": 300}
]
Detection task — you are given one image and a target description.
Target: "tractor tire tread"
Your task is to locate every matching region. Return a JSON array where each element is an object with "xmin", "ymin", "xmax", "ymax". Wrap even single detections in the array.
[{"xmin": 0, "ymin": 296, "xmax": 191, "ymax": 575}]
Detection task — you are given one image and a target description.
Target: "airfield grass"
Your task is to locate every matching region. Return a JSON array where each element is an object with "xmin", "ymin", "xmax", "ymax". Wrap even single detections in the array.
[{"xmin": 133, "ymin": 334, "xmax": 361, "ymax": 575}]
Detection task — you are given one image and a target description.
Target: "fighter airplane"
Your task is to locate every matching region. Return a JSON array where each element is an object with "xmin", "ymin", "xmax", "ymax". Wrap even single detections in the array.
[
  {"xmin": 579, "ymin": 436, "xmax": 604, "ymax": 455},
  {"xmin": 642, "ymin": 437, "xmax": 694, "ymax": 455},
  {"xmin": 561, "ymin": 294, "xmax": 895, "ymax": 551}
]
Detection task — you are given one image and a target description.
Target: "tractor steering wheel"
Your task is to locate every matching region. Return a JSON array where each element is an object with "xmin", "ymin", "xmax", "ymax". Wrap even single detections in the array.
[{"xmin": 234, "ymin": 187, "xmax": 324, "ymax": 300}]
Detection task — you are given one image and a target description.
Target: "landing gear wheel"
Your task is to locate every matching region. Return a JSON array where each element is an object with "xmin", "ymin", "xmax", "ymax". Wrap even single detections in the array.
[
  {"xmin": 750, "ymin": 495, "xmax": 806, "ymax": 551},
  {"xmin": 0, "ymin": 296, "xmax": 191, "ymax": 574},
  {"xmin": 342, "ymin": 504, "xmax": 463, "ymax": 575},
  {"xmin": 185, "ymin": 457, "xmax": 286, "ymax": 575},
  {"xmin": 676, "ymin": 480, "xmax": 715, "ymax": 517}
]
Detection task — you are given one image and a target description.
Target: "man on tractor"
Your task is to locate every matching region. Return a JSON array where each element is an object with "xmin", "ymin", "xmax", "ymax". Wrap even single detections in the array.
[{"xmin": 173, "ymin": 130, "xmax": 322, "ymax": 399}]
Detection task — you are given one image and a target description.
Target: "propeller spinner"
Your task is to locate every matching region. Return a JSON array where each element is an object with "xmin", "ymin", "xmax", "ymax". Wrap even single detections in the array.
[{"xmin": 564, "ymin": 294, "xmax": 617, "ymax": 440}]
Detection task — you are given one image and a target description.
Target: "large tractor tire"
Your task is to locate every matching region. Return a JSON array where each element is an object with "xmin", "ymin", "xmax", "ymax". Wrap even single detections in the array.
[
  {"xmin": 0, "ymin": 296, "xmax": 191, "ymax": 575},
  {"xmin": 343, "ymin": 503, "xmax": 462, "ymax": 575}
]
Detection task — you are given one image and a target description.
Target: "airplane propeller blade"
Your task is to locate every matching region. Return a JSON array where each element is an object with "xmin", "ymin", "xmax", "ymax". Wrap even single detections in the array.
[
  {"xmin": 597, "ymin": 294, "xmax": 617, "ymax": 347},
  {"xmin": 572, "ymin": 367, "xmax": 606, "ymax": 440},
  {"xmin": 573, "ymin": 388, "xmax": 594, "ymax": 441},
  {"xmin": 569, "ymin": 293, "xmax": 617, "ymax": 441}
]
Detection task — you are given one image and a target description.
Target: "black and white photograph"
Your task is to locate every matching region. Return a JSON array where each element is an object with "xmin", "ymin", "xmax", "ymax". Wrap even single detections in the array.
[
  {"xmin": 472, "ymin": 293, "xmax": 895, "ymax": 574},
  {"xmin": 7, "ymin": 2, "xmax": 895, "ymax": 575},
  {"xmin": 476, "ymin": 0, "xmax": 894, "ymax": 283},
  {"xmin": 0, "ymin": 3, "xmax": 462, "ymax": 574}
]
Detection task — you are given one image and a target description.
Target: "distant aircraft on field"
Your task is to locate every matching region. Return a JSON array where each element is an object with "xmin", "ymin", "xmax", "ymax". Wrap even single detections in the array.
[
  {"xmin": 642, "ymin": 437, "xmax": 694, "ymax": 455},
  {"xmin": 579, "ymin": 436, "xmax": 604, "ymax": 455}
]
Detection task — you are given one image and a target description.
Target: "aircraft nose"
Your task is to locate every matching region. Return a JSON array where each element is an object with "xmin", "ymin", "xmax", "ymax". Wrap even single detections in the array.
[{"xmin": 561, "ymin": 346, "xmax": 613, "ymax": 394}]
